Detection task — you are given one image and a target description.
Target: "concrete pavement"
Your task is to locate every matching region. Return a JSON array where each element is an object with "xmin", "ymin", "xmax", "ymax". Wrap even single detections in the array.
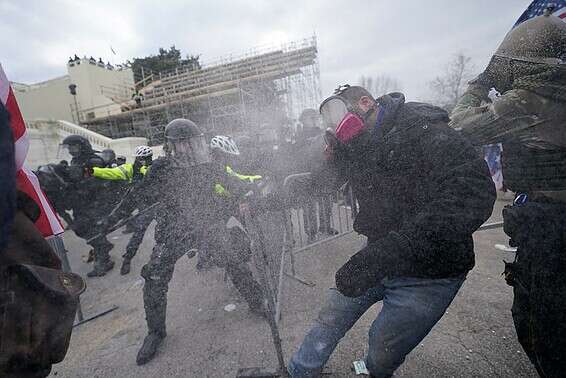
[{"xmin": 50, "ymin": 198, "xmax": 537, "ymax": 377}]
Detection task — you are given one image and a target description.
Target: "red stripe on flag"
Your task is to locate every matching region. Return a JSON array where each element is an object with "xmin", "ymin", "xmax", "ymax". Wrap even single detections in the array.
[
  {"xmin": 6, "ymin": 87, "xmax": 25, "ymax": 140},
  {"xmin": 1, "ymin": 62, "xmax": 63, "ymax": 237},
  {"xmin": 16, "ymin": 169, "xmax": 64, "ymax": 237}
]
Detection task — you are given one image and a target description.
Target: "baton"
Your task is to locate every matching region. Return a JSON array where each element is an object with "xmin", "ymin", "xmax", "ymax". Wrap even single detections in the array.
[
  {"xmin": 86, "ymin": 202, "xmax": 160, "ymax": 243},
  {"xmin": 107, "ymin": 185, "xmax": 136, "ymax": 221}
]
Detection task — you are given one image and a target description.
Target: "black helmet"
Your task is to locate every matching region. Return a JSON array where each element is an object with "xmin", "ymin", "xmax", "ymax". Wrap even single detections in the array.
[
  {"xmin": 100, "ymin": 148, "xmax": 116, "ymax": 164},
  {"xmin": 164, "ymin": 119, "xmax": 210, "ymax": 166},
  {"xmin": 61, "ymin": 134, "xmax": 93, "ymax": 158},
  {"xmin": 165, "ymin": 119, "xmax": 203, "ymax": 140},
  {"xmin": 61, "ymin": 134, "xmax": 92, "ymax": 149}
]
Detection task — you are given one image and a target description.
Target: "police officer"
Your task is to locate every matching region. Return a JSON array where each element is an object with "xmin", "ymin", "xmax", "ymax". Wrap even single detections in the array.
[
  {"xmin": 60, "ymin": 135, "xmax": 115, "ymax": 277},
  {"xmin": 99, "ymin": 148, "xmax": 117, "ymax": 167},
  {"xmin": 130, "ymin": 120, "xmax": 265, "ymax": 365},
  {"xmin": 210, "ymin": 135, "xmax": 263, "ymax": 183},
  {"xmin": 450, "ymin": 11, "xmax": 566, "ymax": 377},
  {"xmin": 90, "ymin": 145, "xmax": 154, "ymax": 275}
]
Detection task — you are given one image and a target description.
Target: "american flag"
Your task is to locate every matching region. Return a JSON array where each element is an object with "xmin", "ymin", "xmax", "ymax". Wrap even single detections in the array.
[
  {"xmin": 514, "ymin": 0, "xmax": 566, "ymax": 26},
  {"xmin": 0, "ymin": 63, "xmax": 64, "ymax": 238}
]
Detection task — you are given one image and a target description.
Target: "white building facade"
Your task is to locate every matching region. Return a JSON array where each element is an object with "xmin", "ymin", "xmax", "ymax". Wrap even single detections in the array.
[{"xmin": 13, "ymin": 57, "xmax": 135, "ymax": 123}]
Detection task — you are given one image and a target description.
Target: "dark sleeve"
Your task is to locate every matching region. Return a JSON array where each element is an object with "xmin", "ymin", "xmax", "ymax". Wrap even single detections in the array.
[
  {"xmin": 134, "ymin": 158, "xmax": 166, "ymax": 207},
  {"xmin": 370, "ymin": 123, "xmax": 496, "ymax": 274},
  {"xmin": 109, "ymin": 159, "xmax": 165, "ymax": 221},
  {"xmin": 403, "ymin": 124, "xmax": 496, "ymax": 238},
  {"xmin": 0, "ymin": 102, "xmax": 16, "ymax": 252},
  {"xmin": 279, "ymin": 159, "xmax": 346, "ymax": 203}
]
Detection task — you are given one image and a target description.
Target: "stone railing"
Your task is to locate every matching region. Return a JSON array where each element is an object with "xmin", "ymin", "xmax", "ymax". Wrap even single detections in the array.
[
  {"xmin": 57, "ymin": 120, "xmax": 114, "ymax": 150},
  {"xmin": 25, "ymin": 119, "xmax": 151, "ymax": 166}
]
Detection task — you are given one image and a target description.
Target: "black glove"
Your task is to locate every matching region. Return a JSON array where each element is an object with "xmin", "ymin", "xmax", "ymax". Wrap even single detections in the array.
[{"xmin": 335, "ymin": 232, "xmax": 411, "ymax": 297}]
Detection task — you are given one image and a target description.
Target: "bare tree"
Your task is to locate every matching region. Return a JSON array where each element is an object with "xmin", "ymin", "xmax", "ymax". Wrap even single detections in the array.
[
  {"xmin": 359, "ymin": 74, "xmax": 403, "ymax": 98},
  {"xmin": 428, "ymin": 53, "xmax": 476, "ymax": 112}
]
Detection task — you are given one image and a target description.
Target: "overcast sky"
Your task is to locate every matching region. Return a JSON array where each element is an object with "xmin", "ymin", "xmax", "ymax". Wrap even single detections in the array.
[{"xmin": 1, "ymin": 0, "xmax": 532, "ymax": 101}]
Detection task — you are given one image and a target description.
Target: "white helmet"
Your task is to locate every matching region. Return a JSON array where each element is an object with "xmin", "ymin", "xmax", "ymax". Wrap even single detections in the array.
[
  {"xmin": 134, "ymin": 145, "xmax": 153, "ymax": 157},
  {"xmin": 210, "ymin": 135, "xmax": 240, "ymax": 156}
]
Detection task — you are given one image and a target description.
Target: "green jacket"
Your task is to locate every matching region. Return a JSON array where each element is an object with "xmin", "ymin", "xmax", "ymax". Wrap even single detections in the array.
[{"xmin": 92, "ymin": 163, "xmax": 148, "ymax": 183}]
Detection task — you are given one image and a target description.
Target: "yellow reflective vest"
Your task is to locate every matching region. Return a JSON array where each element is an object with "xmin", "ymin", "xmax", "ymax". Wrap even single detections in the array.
[
  {"xmin": 214, "ymin": 166, "xmax": 262, "ymax": 197},
  {"xmin": 92, "ymin": 163, "xmax": 148, "ymax": 183},
  {"xmin": 225, "ymin": 165, "xmax": 262, "ymax": 184}
]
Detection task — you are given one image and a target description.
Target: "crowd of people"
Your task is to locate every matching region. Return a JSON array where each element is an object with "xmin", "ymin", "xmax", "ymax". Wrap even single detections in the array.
[
  {"xmin": 0, "ymin": 6, "xmax": 564, "ymax": 378},
  {"xmin": 31, "ymin": 109, "xmax": 348, "ymax": 365}
]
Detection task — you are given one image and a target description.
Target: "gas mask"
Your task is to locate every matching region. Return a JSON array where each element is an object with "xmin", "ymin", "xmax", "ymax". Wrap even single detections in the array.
[
  {"xmin": 319, "ymin": 85, "xmax": 379, "ymax": 160},
  {"xmin": 167, "ymin": 134, "xmax": 211, "ymax": 166}
]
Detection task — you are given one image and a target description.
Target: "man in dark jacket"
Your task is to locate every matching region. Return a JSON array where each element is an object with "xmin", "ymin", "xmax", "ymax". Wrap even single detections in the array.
[{"xmin": 288, "ymin": 85, "xmax": 495, "ymax": 377}]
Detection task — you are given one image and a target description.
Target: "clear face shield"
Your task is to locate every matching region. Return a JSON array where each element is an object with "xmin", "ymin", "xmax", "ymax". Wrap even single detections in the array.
[
  {"xmin": 319, "ymin": 97, "xmax": 369, "ymax": 163},
  {"xmin": 320, "ymin": 98, "xmax": 349, "ymax": 131},
  {"xmin": 58, "ymin": 144, "xmax": 81, "ymax": 159},
  {"xmin": 169, "ymin": 135, "xmax": 211, "ymax": 166},
  {"xmin": 100, "ymin": 151, "xmax": 115, "ymax": 164}
]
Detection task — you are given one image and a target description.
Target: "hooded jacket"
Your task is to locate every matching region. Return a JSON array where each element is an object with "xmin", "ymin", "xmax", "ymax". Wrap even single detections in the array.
[{"xmin": 327, "ymin": 93, "xmax": 496, "ymax": 279}]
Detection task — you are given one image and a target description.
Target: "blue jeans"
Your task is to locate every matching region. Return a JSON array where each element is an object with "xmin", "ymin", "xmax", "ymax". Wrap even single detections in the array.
[{"xmin": 288, "ymin": 276, "xmax": 466, "ymax": 377}]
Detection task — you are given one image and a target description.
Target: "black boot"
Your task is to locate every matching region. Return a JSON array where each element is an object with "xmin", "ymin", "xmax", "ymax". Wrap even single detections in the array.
[
  {"xmin": 138, "ymin": 277, "xmax": 168, "ymax": 364},
  {"xmin": 87, "ymin": 240, "xmax": 114, "ymax": 277},
  {"xmin": 136, "ymin": 331, "xmax": 165, "ymax": 365},
  {"xmin": 87, "ymin": 259, "xmax": 114, "ymax": 277},
  {"xmin": 120, "ymin": 258, "xmax": 131, "ymax": 275}
]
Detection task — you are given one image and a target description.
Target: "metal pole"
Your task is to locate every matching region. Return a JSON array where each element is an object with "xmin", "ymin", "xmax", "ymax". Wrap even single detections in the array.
[{"xmin": 243, "ymin": 207, "xmax": 287, "ymax": 375}]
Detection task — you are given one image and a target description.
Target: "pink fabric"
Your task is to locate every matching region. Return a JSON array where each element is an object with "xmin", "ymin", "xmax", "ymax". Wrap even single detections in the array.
[{"xmin": 335, "ymin": 112, "xmax": 365, "ymax": 144}]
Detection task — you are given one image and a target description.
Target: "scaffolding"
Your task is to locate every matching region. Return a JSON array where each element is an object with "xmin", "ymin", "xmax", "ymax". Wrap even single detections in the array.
[{"xmin": 83, "ymin": 36, "xmax": 321, "ymax": 145}]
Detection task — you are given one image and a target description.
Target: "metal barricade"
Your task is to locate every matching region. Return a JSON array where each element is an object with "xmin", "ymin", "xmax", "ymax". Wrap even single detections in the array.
[
  {"xmin": 238, "ymin": 173, "xmax": 359, "ymax": 377},
  {"xmin": 285, "ymin": 182, "xmax": 357, "ymax": 254}
]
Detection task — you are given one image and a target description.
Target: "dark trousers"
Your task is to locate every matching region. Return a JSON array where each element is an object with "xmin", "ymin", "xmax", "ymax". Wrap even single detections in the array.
[
  {"xmin": 504, "ymin": 201, "xmax": 566, "ymax": 377},
  {"xmin": 72, "ymin": 216, "xmax": 113, "ymax": 264},
  {"xmin": 123, "ymin": 213, "xmax": 153, "ymax": 260},
  {"xmin": 141, "ymin": 223, "xmax": 263, "ymax": 335}
]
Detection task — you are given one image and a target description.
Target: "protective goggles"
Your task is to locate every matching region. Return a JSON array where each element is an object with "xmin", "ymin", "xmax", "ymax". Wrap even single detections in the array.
[{"xmin": 319, "ymin": 97, "xmax": 366, "ymax": 144}]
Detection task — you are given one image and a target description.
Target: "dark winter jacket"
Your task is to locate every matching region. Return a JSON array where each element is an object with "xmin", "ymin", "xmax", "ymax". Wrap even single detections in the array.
[
  {"xmin": 68, "ymin": 151, "xmax": 124, "ymax": 220},
  {"xmin": 325, "ymin": 93, "xmax": 496, "ymax": 279}
]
